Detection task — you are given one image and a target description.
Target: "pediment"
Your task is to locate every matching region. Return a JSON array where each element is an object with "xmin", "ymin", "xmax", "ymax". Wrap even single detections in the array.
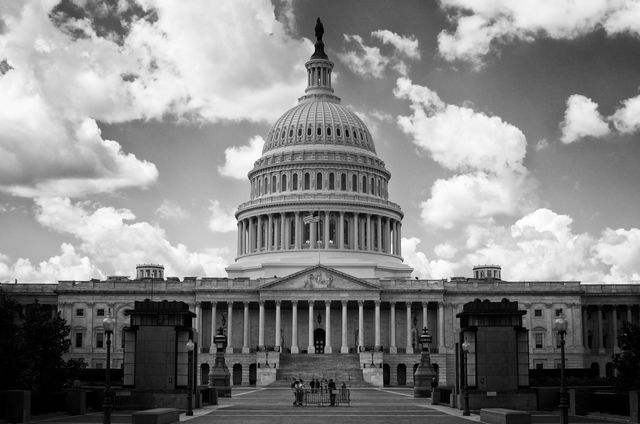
[{"xmin": 259, "ymin": 265, "xmax": 378, "ymax": 292}]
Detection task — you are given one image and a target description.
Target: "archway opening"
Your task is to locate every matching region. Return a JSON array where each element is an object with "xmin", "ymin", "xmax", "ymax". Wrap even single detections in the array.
[
  {"xmin": 314, "ymin": 328, "xmax": 326, "ymax": 354},
  {"xmin": 232, "ymin": 363, "xmax": 242, "ymax": 386}
]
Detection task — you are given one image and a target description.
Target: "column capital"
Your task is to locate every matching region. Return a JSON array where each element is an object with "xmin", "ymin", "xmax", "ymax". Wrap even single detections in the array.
[
  {"xmin": 291, "ymin": 300, "xmax": 298, "ymax": 307},
  {"xmin": 243, "ymin": 301, "xmax": 250, "ymax": 307},
  {"xmin": 227, "ymin": 301, "xmax": 234, "ymax": 307},
  {"xmin": 275, "ymin": 300, "xmax": 281, "ymax": 307},
  {"xmin": 358, "ymin": 300, "xmax": 364, "ymax": 307},
  {"xmin": 195, "ymin": 301, "xmax": 203, "ymax": 307},
  {"xmin": 389, "ymin": 301, "xmax": 396, "ymax": 307},
  {"xmin": 341, "ymin": 300, "xmax": 348, "ymax": 307},
  {"xmin": 325, "ymin": 300, "xmax": 332, "ymax": 307},
  {"xmin": 422, "ymin": 301, "xmax": 428, "ymax": 308},
  {"xmin": 374, "ymin": 300, "xmax": 381, "ymax": 307},
  {"xmin": 258, "ymin": 300, "xmax": 265, "ymax": 307}
]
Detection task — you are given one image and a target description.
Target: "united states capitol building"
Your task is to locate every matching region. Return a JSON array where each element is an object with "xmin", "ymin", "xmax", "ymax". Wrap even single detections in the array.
[{"xmin": 3, "ymin": 23, "xmax": 640, "ymax": 389}]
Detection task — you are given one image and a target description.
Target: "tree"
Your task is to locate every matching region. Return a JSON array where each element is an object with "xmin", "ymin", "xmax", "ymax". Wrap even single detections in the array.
[
  {"xmin": 0, "ymin": 292, "xmax": 85, "ymax": 391},
  {"xmin": 613, "ymin": 321, "xmax": 640, "ymax": 391}
]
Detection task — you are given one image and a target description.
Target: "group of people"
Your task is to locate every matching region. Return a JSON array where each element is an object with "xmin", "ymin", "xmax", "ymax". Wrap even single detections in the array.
[{"xmin": 291, "ymin": 377, "xmax": 347, "ymax": 406}]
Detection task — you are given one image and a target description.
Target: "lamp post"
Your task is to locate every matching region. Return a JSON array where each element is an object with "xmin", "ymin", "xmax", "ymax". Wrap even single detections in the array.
[
  {"xmin": 210, "ymin": 328, "xmax": 231, "ymax": 398},
  {"xmin": 102, "ymin": 315, "xmax": 115, "ymax": 424},
  {"xmin": 186, "ymin": 339, "xmax": 194, "ymax": 416},
  {"xmin": 554, "ymin": 315, "xmax": 569, "ymax": 424},
  {"xmin": 461, "ymin": 339, "xmax": 470, "ymax": 416},
  {"xmin": 413, "ymin": 327, "xmax": 435, "ymax": 398}
]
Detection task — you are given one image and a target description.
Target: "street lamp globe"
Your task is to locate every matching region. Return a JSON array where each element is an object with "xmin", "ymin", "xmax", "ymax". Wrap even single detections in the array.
[
  {"xmin": 103, "ymin": 315, "xmax": 115, "ymax": 334},
  {"xmin": 461, "ymin": 339, "xmax": 470, "ymax": 353},
  {"xmin": 419, "ymin": 327, "xmax": 432, "ymax": 352},
  {"xmin": 553, "ymin": 315, "xmax": 568, "ymax": 334},
  {"xmin": 186, "ymin": 339, "xmax": 194, "ymax": 352}
]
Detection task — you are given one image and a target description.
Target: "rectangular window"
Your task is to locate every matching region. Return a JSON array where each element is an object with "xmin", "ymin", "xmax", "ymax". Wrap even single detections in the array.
[
  {"xmin": 555, "ymin": 308, "xmax": 564, "ymax": 317},
  {"xmin": 535, "ymin": 332, "xmax": 544, "ymax": 349},
  {"xmin": 75, "ymin": 332, "xmax": 83, "ymax": 348},
  {"xmin": 76, "ymin": 308, "xmax": 84, "ymax": 317},
  {"xmin": 97, "ymin": 308, "xmax": 105, "ymax": 317},
  {"xmin": 534, "ymin": 309, "xmax": 542, "ymax": 317},
  {"xmin": 96, "ymin": 332, "xmax": 104, "ymax": 348},
  {"xmin": 534, "ymin": 360, "xmax": 544, "ymax": 370},
  {"xmin": 95, "ymin": 363, "xmax": 103, "ymax": 369}
]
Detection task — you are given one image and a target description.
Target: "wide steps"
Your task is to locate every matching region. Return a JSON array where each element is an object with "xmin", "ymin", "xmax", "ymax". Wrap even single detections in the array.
[{"xmin": 276, "ymin": 353, "xmax": 364, "ymax": 385}]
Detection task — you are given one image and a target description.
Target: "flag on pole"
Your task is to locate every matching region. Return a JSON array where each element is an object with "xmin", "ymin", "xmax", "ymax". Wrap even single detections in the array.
[{"xmin": 303, "ymin": 213, "xmax": 320, "ymax": 224}]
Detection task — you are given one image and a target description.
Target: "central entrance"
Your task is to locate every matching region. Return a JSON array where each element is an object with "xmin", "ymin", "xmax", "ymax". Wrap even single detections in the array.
[{"xmin": 314, "ymin": 328, "xmax": 325, "ymax": 354}]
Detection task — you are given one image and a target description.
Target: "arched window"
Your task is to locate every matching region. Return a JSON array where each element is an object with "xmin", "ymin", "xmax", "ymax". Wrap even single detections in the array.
[
  {"xmin": 327, "ymin": 127, "xmax": 332, "ymax": 136},
  {"xmin": 258, "ymin": 179, "xmax": 261, "ymax": 195},
  {"xmin": 281, "ymin": 130, "xmax": 285, "ymax": 139},
  {"xmin": 354, "ymin": 129, "xmax": 358, "ymax": 141},
  {"xmin": 337, "ymin": 128, "xmax": 342, "ymax": 137},
  {"xmin": 329, "ymin": 173, "xmax": 335, "ymax": 190},
  {"xmin": 298, "ymin": 128, "xmax": 302, "ymax": 137},
  {"xmin": 377, "ymin": 178, "xmax": 381, "ymax": 196},
  {"xmin": 316, "ymin": 172, "xmax": 323, "ymax": 190},
  {"xmin": 345, "ymin": 129, "xmax": 350, "ymax": 138},
  {"xmin": 281, "ymin": 174, "xmax": 287, "ymax": 191},
  {"xmin": 307, "ymin": 127, "xmax": 312, "ymax": 136},
  {"xmin": 352, "ymin": 175, "xmax": 357, "ymax": 192},
  {"xmin": 341, "ymin": 174, "xmax": 347, "ymax": 191},
  {"xmin": 272, "ymin": 175, "xmax": 277, "ymax": 193},
  {"xmin": 362, "ymin": 176, "xmax": 367, "ymax": 193},
  {"xmin": 317, "ymin": 127, "xmax": 322, "ymax": 136},
  {"xmin": 289, "ymin": 129, "xmax": 293, "ymax": 137},
  {"xmin": 370, "ymin": 177, "xmax": 375, "ymax": 194},
  {"xmin": 292, "ymin": 173, "xmax": 298, "ymax": 190},
  {"xmin": 304, "ymin": 173, "xmax": 310, "ymax": 190},
  {"xmin": 264, "ymin": 177, "xmax": 269, "ymax": 193}
]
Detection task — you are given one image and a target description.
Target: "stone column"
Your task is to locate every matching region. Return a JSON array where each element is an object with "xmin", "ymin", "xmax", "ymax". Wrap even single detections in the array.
[
  {"xmin": 397, "ymin": 221, "xmax": 402, "ymax": 257},
  {"xmin": 275, "ymin": 301, "xmax": 281, "ymax": 350},
  {"xmin": 267, "ymin": 214, "xmax": 273, "ymax": 251},
  {"xmin": 582, "ymin": 306, "xmax": 589, "ymax": 348},
  {"xmin": 325, "ymin": 301, "xmax": 332, "ymax": 353},
  {"xmin": 210, "ymin": 302, "xmax": 217, "ymax": 352},
  {"xmin": 628, "ymin": 306, "xmax": 633, "ymax": 325},
  {"xmin": 366, "ymin": 214, "xmax": 372, "ymax": 250},
  {"xmin": 374, "ymin": 301, "xmax": 381, "ymax": 349},
  {"xmin": 406, "ymin": 302, "xmax": 413, "ymax": 354},
  {"xmin": 195, "ymin": 302, "xmax": 202, "ymax": 348},
  {"xmin": 249, "ymin": 217, "xmax": 255, "ymax": 253},
  {"xmin": 341, "ymin": 300, "xmax": 349, "ymax": 353},
  {"xmin": 257, "ymin": 215, "xmax": 263, "ymax": 251},
  {"xmin": 353, "ymin": 213, "xmax": 359, "ymax": 250},
  {"xmin": 377, "ymin": 215, "xmax": 382, "ymax": 251},
  {"xmin": 242, "ymin": 302, "xmax": 250, "ymax": 353},
  {"xmin": 612, "ymin": 306, "xmax": 619, "ymax": 351},
  {"xmin": 226, "ymin": 302, "xmax": 234, "ymax": 353},
  {"xmin": 384, "ymin": 218, "xmax": 390, "ymax": 253},
  {"xmin": 291, "ymin": 301, "xmax": 299, "ymax": 353},
  {"xmin": 258, "ymin": 301, "xmax": 265, "ymax": 349},
  {"xmin": 280, "ymin": 212, "xmax": 286, "ymax": 250},
  {"xmin": 422, "ymin": 302, "xmax": 428, "ymax": 330},
  {"xmin": 295, "ymin": 211, "xmax": 301, "ymax": 249},
  {"xmin": 237, "ymin": 222, "xmax": 242, "ymax": 256},
  {"xmin": 389, "ymin": 302, "xmax": 397, "ymax": 354},
  {"xmin": 546, "ymin": 304, "xmax": 554, "ymax": 348},
  {"xmin": 438, "ymin": 302, "xmax": 445, "ymax": 352},
  {"xmin": 308, "ymin": 302, "xmax": 315, "ymax": 354},
  {"xmin": 310, "ymin": 215, "xmax": 317, "ymax": 248},
  {"xmin": 598, "ymin": 305, "xmax": 604, "ymax": 352},
  {"xmin": 339, "ymin": 212, "xmax": 345, "ymax": 249},
  {"xmin": 358, "ymin": 301, "xmax": 364, "ymax": 348},
  {"xmin": 324, "ymin": 211, "xmax": 330, "ymax": 249}
]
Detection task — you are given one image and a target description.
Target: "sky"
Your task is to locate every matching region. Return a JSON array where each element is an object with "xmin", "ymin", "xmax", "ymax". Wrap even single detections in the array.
[{"xmin": 1, "ymin": 0, "xmax": 640, "ymax": 284}]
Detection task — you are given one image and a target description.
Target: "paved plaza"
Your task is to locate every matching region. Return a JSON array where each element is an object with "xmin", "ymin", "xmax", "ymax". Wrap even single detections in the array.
[{"xmin": 30, "ymin": 387, "xmax": 626, "ymax": 424}]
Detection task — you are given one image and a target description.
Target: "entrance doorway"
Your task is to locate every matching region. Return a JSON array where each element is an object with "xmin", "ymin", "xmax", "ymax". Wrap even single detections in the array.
[{"xmin": 314, "ymin": 328, "xmax": 325, "ymax": 354}]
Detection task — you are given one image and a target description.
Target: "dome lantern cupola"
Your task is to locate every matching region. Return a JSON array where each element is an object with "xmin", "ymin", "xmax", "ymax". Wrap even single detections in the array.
[{"xmin": 302, "ymin": 18, "xmax": 336, "ymax": 101}]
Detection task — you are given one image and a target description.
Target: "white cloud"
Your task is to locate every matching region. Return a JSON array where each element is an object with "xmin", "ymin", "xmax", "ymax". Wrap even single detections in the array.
[
  {"xmin": 437, "ymin": 0, "xmax": 640, "ymax": 67},
  {"xmin": 560, "ymin": 94, "xmax": 610, "ymax": 144},
  {"xmin": 610, "ymin": 92, "xmax": 640, "ymax": 134},
  {"xmin": 218, "ymin": 136, "xmax": 264, "ymax": 180},
  {"xmin": 337, "ymin": 34, "xmax": 389, "ymax": 78},
  {"xmin": 394, "ymin": 77, "xmax": 536, "ymax": 228},
  {"xmin": 337, "ymin": 30, "xmax": 420, "ymax": 78},
  {"xmin": 371, "ymin": 30, "xmax": 421, "ymax": 59},
  {"xmin": 9, "ymin": 197, "xmax": 231, "ymax": 280},
  {"xmin": 434, "ymin": 243, "xmax": 457, "ymax": 260},
  {"xmin": 404, "ymin": 207, "xmax": 640, "ymax": 283},
  {"xmin": 155, "ymin": 200, "xmax": 188, "ymax": 221},
  {"xmin": 0, "ymin": 0, "xmax": 313, "ymax": 198},
  {"xmin": 208, "ymin": 200, "xmax": 237, "ymax": 233},
  {"xmin": 401, "ymin": 237, "xmax": 458, "ymax": 279}
]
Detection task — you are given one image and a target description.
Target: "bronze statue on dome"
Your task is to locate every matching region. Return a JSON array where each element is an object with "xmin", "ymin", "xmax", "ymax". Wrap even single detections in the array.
[
  {"xmin": 312, "ymin": 17, "xmax": 328, "ymax": 59},
  {"xmin": 315, "ymin": 18, "xmax": 324, "ymax": 42}
]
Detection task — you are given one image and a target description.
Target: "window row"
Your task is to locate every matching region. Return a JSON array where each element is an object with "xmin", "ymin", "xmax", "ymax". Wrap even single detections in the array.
[
  {"xmin": 251, "ymin": 171, "xmax": 388, "ymax": 198},
  {"xmin": 270, "ymin": 124, "xmax": 370, "ymax": 146},
  {"xmin": 75, "ymin": 307, "xmax": 111, "ymax": 317}
]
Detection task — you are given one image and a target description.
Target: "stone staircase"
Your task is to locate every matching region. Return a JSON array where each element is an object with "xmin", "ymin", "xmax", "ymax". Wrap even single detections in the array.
[{"xmin": 274, "ymin": 353, "xmax": 368, "ymax": 386}]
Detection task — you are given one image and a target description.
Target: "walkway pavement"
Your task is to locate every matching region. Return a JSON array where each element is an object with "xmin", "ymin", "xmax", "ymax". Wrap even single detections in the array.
[{"xmin": 28, "ymin": 387, "xmax": 629, "ymax": 424}]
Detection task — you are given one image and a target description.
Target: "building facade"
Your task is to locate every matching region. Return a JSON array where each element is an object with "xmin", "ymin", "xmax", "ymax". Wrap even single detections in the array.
[{"xmin": 2, "ymin": 23, "xmax": 640, "ymax": 388}]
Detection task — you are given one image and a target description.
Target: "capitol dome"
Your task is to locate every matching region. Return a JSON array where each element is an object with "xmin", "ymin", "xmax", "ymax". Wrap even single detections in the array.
[{"xmin": 226, "ymin": 22, "xmax": 412, "ymax": 280}]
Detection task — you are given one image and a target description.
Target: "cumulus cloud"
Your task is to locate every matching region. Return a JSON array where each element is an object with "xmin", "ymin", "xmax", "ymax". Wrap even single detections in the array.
[
  {"xmin": 610, "ymin": 92, "xmax": 640, "ymax": 134},
  {"xmin": 394, "ymin": 77, "xmax": 536, "ymax": 228},
  {"xmin": 0, "ymin": 0, "xmax": 312, "ymax": 197},
  {"xmin": 218, "ymin": 136, "xmax": 264, "ymax": 180},
  {"xmin": 208, "ymin": 200, "xmax": 237, "ymax": 233},
  {"xmin": 560, "ymin": 94, "xmax": 610, "ymax": 144},
  {"xmin": 337, "ymin": 30, "xmax": 420, "ymax": 78},
  {"xmin": 155, "ymin": 200, "xmax": 188, "ymax": 221},
  {"xmin": 401, "ymin": 237, "xmax": 458, "ymax": 279},
  {"xmin": 403, "ymin": 208, "xmax": 640, "ymax": 283},
  {"xmin": 0, "ymin": 197, "xmax": 231, "ymax": 282},
  {"xmin": 437, "ymin": 0, "xmax": 640, "ymax": 67}
]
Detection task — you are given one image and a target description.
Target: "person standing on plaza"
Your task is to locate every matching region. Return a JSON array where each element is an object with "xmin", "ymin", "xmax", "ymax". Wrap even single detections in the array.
[{"xmin": 328, "ymin": 378, "xmax": 336, "ymax": 406}]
